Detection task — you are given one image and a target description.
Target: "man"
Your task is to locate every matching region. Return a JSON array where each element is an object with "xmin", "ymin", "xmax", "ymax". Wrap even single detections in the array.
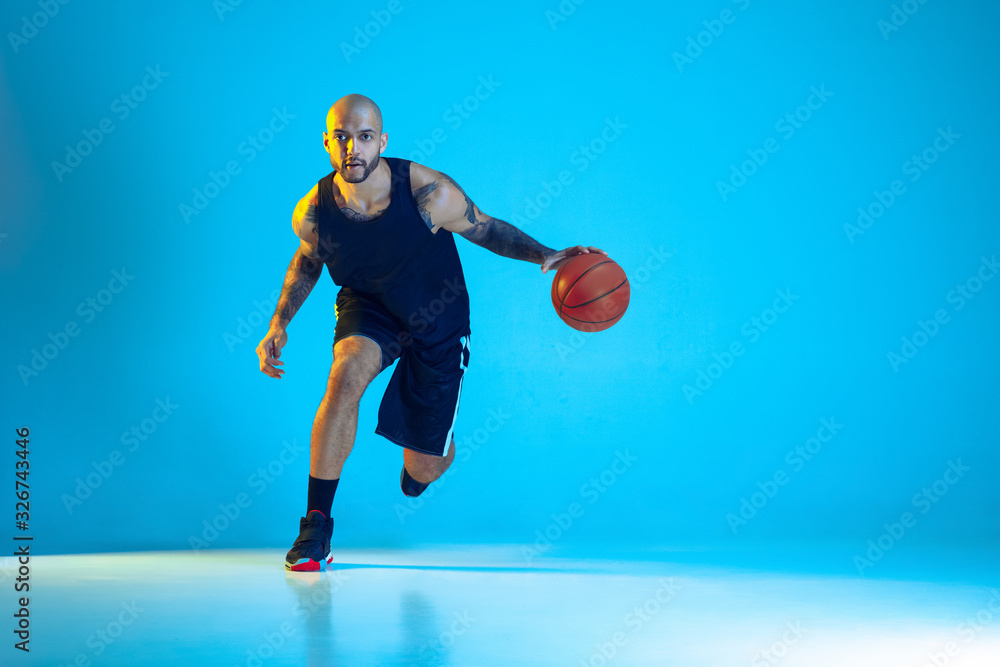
[{"xmin": 256, "ymin": 94, "xmax": 606, "ymax": 571}]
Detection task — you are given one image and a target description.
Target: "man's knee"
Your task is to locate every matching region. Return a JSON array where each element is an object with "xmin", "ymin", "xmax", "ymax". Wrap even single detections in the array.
[
  {"xmin": 328, "ymin": 336, "xmax": 381, "ymax": 400},
  {"xmin": 406, "ymin": 442, "xmax": 454, "ymax": 481}
]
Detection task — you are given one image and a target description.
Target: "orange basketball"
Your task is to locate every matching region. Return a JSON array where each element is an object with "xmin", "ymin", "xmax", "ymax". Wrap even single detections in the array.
[{"xmin": 550, "ymin": 253, "xmax": 630, "ymax": 332}]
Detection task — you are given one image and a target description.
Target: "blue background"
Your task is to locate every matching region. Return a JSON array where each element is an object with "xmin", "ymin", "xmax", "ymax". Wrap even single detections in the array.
[{"xmin": 2, "ymin": 0, "xmax": 997, "ymax": 572}]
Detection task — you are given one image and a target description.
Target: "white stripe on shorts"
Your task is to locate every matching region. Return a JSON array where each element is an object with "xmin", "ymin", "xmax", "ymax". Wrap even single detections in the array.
[{"xmin": 442, "ymin": 335, "xmax": 470, "ymax": 456}]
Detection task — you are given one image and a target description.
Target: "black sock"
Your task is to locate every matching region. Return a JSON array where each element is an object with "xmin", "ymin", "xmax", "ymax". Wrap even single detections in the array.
[
  {"xmin": 307, "ymin": 475, "xmax": 339, "ymax": 518},
  {"xmin": 401, "ymin": 467, "xmax": 430, "ymax": 497}
]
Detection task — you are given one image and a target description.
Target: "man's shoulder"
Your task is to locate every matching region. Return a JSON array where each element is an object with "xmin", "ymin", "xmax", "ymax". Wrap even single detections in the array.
[
  {"xmin": 404, "ymin": 161, "xmax": 466, "ymax": 205},
  {"xmin": 406, "ymin": 160, "xmax": 440, "ymax": 192},
  {"xmin": 294, "ymin": 183, "xmax": 320, "ymax": 218}
]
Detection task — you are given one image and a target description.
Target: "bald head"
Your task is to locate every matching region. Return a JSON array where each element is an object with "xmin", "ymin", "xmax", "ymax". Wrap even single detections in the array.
[
  {"xmin": 324, "ymin": 94, "xmax": 386, "ymax": 183},
  {"xmin": 326, "ymin": 94, "xmax": 382, "ymax": 135}
]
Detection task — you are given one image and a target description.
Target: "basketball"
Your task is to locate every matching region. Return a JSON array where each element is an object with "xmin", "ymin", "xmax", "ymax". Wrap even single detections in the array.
[{"xmin": 550, "ymin": 253, "xmax": 630, "ymax": 332}]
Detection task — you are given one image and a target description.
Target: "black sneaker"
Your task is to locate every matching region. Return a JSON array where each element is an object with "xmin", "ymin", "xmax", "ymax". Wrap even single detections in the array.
[
  {"xmin": 284, "ymin": 510, "xmax": 334, "ymax": 572},
  {"xmin": 400, "ymin": 466, "xmax": 430, "ymax": 497}
]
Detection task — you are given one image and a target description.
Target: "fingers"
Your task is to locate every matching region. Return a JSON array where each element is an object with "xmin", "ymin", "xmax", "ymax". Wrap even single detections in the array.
[
  {"xmin": 257, "ymin": 338, "xmax": 286, "ymax": 379},
  {"xmin": 260, "ymin": 355, "xmax": 285, "ymax": 379},
  {"xmin": 542, "ymin": 245, "xmax": 609, "ymax": 274},
  {"xmin": 573, "ymin": 245, "xmax": 610, "ymax": 256}
]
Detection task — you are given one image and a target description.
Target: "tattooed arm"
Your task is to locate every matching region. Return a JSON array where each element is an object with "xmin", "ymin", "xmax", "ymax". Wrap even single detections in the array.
[
  {"xmin": 410, "ymin": 163, "xmax": 606, "ymax": 273},
  {"xmin": 411, "ymin": 165, "xmax": 555, "ymax": 264},
  {"xmin": 272, "ymin": 186, "xmax": 325, "ymax": 329},
  {"xmin": 257, "ymin": 185, "xmax": 326, "ymax": 379}
]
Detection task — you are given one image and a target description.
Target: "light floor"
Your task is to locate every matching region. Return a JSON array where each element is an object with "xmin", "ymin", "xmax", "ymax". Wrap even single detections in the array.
[{"xmin": 9, "ymin": 545, "xmax": 1000, "ymax": 666}]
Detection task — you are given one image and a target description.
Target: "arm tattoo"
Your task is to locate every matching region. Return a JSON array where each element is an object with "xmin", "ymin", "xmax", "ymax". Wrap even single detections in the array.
[
  {"xmin": 440, "ymin": 174, "xmax": 477, "ymax": 226},
  {"xmin": 273, "ymin": 205, "xmax": 324, "ymax": 328},
  {"xmin": 276, "ymin": 255, "xmax": 319, "ymax": 326},
  {"xmin": 414, "ymin": 182, "xmax": 438, "ymax": 231},
  {"xmin": 461, "ymin": 215, "xmax": 554, "ymax": 264},
  {"xmin": 303, "ymin": 203, "xmax": 343, "ymax": 261},
  {"xmin": 436, "ymin": 174, "xmax": 554, "ymax": 264},
  {"xmin": 304, "ymin": 203, "xmax": 319, "ymax": 240}
]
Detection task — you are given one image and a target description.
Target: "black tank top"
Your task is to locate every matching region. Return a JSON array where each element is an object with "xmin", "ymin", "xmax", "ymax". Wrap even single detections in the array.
[{"xmin": 315, "ymin": 156, "xmax": 471, "ymax": 343}]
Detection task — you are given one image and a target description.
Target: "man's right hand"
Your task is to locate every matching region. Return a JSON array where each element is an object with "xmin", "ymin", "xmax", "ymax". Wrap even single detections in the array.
[{"xmin": 257, "ymin": 327, "xmax": 288, "ymax": 379}]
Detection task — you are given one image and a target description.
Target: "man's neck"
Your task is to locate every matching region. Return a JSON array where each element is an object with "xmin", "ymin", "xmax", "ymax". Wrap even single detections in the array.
[{"xmin": 333, "ymin": 157, "xmax": 389, "ymax": 204}]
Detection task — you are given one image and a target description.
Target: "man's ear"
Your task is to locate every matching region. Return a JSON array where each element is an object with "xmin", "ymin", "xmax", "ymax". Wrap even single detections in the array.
[{"xmin": 379, "ymin": 132, "xmax": 388, "ymax": 153}]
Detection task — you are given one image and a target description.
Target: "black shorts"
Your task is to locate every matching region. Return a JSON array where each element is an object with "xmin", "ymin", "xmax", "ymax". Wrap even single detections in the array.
[{"xmin": 333, "ymin": 288, "xmax": 471, "ymax": 457}]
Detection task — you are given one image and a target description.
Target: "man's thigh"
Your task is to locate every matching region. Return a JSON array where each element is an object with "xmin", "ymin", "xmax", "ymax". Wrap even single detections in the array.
[{"xmin": 333, "ymin": 288, "xmax": 405, "ymax": 374}]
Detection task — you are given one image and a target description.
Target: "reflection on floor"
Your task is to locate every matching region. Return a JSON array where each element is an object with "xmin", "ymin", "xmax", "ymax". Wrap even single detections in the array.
[{"xmin": 10, "ymin": 544, "xmax": 1000, "ymax": 666}]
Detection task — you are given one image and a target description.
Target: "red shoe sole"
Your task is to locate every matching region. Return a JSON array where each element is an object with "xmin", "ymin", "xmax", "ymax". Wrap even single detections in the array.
[{"xmin": 286, "ymin": 555, "xmax": 333, "ymax": 572}]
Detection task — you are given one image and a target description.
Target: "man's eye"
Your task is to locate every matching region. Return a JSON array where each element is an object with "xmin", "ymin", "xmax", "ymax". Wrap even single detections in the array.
[{"xmin": 362, "ymin": 134, "xmax": 371, "ymax": 140}]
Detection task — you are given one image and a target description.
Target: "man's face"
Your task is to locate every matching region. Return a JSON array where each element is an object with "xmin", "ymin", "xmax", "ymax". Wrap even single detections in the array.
[{"xmin": 324, "ymin": 111, "xmax": 386, "ymax": 183}]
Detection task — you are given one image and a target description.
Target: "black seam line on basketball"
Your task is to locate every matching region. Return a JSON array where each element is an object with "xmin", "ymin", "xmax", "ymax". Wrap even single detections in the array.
[
  {"xmin": 559, "ymin": 310, "xmax": 625, "ymax": 324},
  {"xmin": 558, "ymin": 259, "xmax": 613, "ymax": 315},
  {"xmin": 562, "ymin": 278, "xmax": 629, "ymax": 310}
]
